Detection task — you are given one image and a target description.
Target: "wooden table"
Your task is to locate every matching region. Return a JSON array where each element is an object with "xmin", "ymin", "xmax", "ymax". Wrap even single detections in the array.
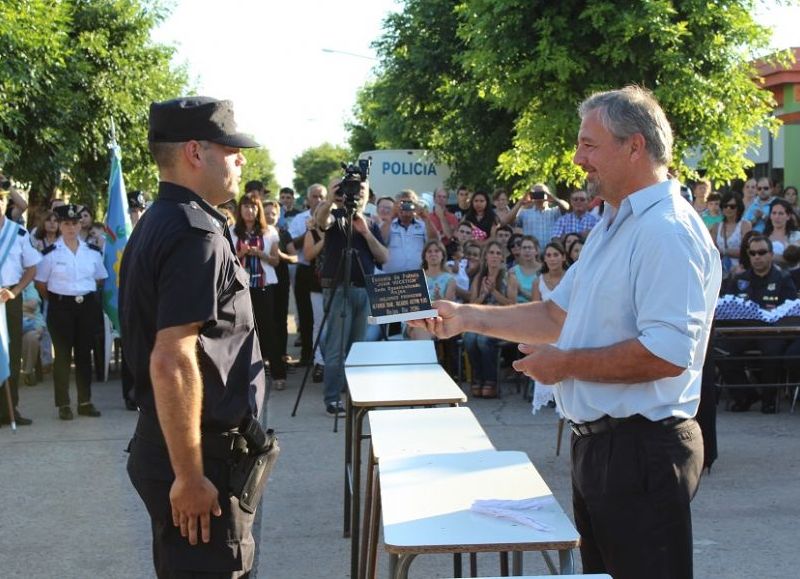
[
  {"xmin": 380, "ymin": 450, "xmax": 580, "ymax": 578},
  {"xmin": 361, "ymin": 407, "xmax": 495, "ymax": 578},
  {"xmin": 343, "ymin": 363, "xmax": 467, "ymax": 578},
  {"xmin": 346, "ymin": 339, "xmax": 438, "ymax": 367}
]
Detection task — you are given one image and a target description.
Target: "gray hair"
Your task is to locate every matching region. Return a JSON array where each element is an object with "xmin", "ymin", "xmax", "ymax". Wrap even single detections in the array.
[
  {"xmin": 307, "ymin": 183, "xmax": 327, "ymax": 197},
  {"xmin": 578, "ymin": 86, "xmax": 673, "ymax": 167}
]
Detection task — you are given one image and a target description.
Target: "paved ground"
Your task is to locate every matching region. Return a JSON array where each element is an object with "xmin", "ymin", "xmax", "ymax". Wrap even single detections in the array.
[{"xmin": 1, "ymin": 349, "xmax": 798, "ymax": 578}]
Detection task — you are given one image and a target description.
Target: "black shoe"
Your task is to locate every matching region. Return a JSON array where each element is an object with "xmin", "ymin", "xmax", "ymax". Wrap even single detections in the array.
[
  {"xmin": 312, "ymin": 364, "xmax": 324, "ymax": 383},
  {"xmin": 124, "ymin": 398, "xmax": 138, "ymax": 411},
  {"xmin": 325, "ymin": 401, "xmax": 345, "ymax": 417},
  {"xmin": 59, "ymin": 406, "xmax": 74, "ymax": 421},
  {"xmin": 77, "ymin": 403, "xmax": 101, "ymax": 417},
  {"xmin": 1, "ymin": 411, "xmax": 32, "ymax": 426}
]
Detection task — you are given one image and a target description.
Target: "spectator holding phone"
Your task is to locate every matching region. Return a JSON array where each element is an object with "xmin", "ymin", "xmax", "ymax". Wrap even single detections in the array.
[
  {"xmin": 380, "ymin": 190, "xmax": 436, "ymax": 274},
  {"xmin": 505, "ymin": 183, "xmax": 569, "ymax": 243}
]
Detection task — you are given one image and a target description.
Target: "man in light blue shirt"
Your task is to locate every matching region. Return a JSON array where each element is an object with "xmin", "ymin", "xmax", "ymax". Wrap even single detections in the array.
[
  {"xmin": 741, "ymin": 176, "xmax": 774, "ymax": 232},
  {"xmin": 412, "ymin": 87, "xmax": 721, "ymax": 579}
]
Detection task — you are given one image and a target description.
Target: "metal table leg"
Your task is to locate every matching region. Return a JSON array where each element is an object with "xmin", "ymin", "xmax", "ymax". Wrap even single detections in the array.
[
  {"xmin": 343, "ymin": 391, "xmax": 353, "ymax": 538},
  {"xmin": 511, "ymin": 551, "xmax": 523, "ymax": 575},
  {"xmin": 558, "ymin": 549, "xmax": 575, "ymax": 574},
  {"xmin": 350, "ymin": 407, "xmax": 369, "ymax": 579},
  {"xmin": 358, "ymin": 446, "xmax": 377, "ymax": 579},
  {"xmin": 394, "ymin": 553, "xmax": 417, "ymax": 579},
  {"xmin": 366, "ymin": 472, "xmax": 381, "ymax": 579}
]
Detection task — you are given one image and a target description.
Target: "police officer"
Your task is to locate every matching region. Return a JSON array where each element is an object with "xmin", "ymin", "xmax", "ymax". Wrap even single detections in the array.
[
  {"xmin": 120, "ymin": 96, "xmax": 266, "ymax": 579},
  {"xmin": 34, "ymin": 204, "xmax": 107, "ymax": 420},
  {"xmin": 719, "ymin": 234, "xmax": 798, "ymax": 413},
  {"xmin": 0, "ymin": 184, "xmax": 41, "ymax": 426}
]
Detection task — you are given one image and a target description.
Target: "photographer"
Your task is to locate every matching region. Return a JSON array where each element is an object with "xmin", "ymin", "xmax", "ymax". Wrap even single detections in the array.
[
  {"xmin": 503, "ymin": 183, "xmax": 569, "ymax": 243},
  {"xmin": 380, "ymin": 189, "xmax": 436, "ymax": 275},
  {"xmin": 314, "ymin": 178, "xmax": 387, "ymax": 416}
]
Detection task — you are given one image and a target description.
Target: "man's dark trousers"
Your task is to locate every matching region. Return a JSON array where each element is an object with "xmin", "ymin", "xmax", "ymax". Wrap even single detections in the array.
[
  {"xmin": 0, "ymin": 293, "xmax": 22, "ymax": 417},
  {"xmin": 293, "ymin": 264, "xmax": 314, "ymax": 363},
  {"xmin": 571, "ymin": 417, "xmax": 704, "ymax": 579}
]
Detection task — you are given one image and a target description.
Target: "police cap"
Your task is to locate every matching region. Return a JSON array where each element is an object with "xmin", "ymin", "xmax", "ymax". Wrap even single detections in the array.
[
  {"xmin": 54, "ymin": 203, "xmax": 84, "ymax": 221},
  {"xmin": 128, "ymin": 190, "xmax": 147, "ymax": 210},
  {"xmin": 148, "ymin": 96, "xmax": 259, "ymax": 148}
]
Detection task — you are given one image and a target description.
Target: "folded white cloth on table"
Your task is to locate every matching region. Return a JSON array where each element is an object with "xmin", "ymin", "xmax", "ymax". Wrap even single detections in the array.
[{"xmin": 470, "ymin": 497, "xmax": 555, "ymax": 531}]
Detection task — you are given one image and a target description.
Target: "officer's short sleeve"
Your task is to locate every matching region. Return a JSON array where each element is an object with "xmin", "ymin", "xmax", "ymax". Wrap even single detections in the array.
[
  {"xmin": 156, "ymin": 232, "xmax": 219, "ymax": 331},
  {"xmin": 34, "ymin": 254, "xmax": 51, "ymax": 283},
  {"xmin": 93, "ymin": 252, "xmax": 108, "ymax": 281},
  {"xmin": 20, "ymin": 235, "xmax": 42, "ymax": 268}
]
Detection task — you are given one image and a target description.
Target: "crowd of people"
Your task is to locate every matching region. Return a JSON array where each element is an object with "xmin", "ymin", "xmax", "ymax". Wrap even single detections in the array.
[{"xmin": 1, "ymin": 167, "xmax": 796, "ymax": 424}]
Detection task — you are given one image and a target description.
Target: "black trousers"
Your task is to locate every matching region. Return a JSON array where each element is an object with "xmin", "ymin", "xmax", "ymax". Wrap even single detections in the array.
[
  {"xmin": 46, "ymin": 293, "xmax": 100, "ymax": 407},
  {"xmin": 717, "ymin": 337, "xmax": 790, "ymax": 405},
  {"xmin": 293, "ymin": 264, "xmax": 314, "ymax": 362},
  {"xmin": 0, "ymin": 292, "xmax": 22, "ymax": 416},
  {"xmin": 127, "ymin": 435, "xmax": 254, "ymax": 579},
  {"xmin": 273, "ymin": 277, "xmax": 290, "ymax": 360},
  {"xmin": 250, "ymin": 286, "xmax": 285, "ymax": 380},
  {"xmin": 571, "ymin": 417, "xmax": 704, "ymax": 579}
]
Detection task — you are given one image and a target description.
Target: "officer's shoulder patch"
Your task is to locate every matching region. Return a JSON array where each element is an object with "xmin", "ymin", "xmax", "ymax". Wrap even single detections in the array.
[
  {"xmin": 180, "ymin": 202, "xmax": 219, "ymax": 234},
  {"xmin": 88, "ymin": 243, "xmax": 102, "ymax": 253},
  {"xmin": 41, "ymin": 245, "xmax": 56, "ymax": 256}
]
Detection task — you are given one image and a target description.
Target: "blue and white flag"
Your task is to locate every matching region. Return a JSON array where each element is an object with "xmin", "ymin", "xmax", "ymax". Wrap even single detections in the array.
[
  {"xmin": 0, "ymin": 217, "xmax": 19, "ymax": 383},
  {"xmin": 102, "ymin": 143, "xmax": 132, "ymax": 332}
]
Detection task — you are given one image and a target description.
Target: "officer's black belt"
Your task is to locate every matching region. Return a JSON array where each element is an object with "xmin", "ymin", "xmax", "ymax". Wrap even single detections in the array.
[
  {"xmin": 569, "ymin": 414, "xmax": 686, "ymax": 438},
  {"xmin": 48, "ymin": 291, "xmax": 93, "ymax": 304},
  {"xmin": 135, "ymin": 413, "xmax": 242, "ymax": 460}
]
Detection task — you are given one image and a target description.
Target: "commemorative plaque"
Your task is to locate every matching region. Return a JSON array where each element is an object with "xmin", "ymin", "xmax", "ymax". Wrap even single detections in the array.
[{"xmin": 364, "ymin": 269, "xmax": 438, "ymax": 325}]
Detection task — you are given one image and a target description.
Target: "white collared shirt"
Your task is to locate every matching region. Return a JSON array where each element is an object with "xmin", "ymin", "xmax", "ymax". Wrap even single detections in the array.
[
  {"xmin": 288, "ymin": 209, "xmax": 312, "ymax": 264},
  {"xmin": 0, "ymin": 218, "xmax": 42, "ymax": 287},
  {"xmin": 549, "ymin": 180, "xmax": 722, "ymax": 423},
  {"xmin": 35, "ymin": 238, "xmax": 108, "ymax": 295}
]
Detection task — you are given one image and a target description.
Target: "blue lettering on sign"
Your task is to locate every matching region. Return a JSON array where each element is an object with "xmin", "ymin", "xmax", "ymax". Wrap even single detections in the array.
[{"xmin": 380, "ymin": 161, "xmax": 439, "ymax": 176}]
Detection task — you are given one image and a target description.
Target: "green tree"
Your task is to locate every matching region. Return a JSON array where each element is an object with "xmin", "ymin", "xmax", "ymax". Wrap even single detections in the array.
[
  {"xmin": 240, "ymin": 148, "xmax": 279, "ymax": 197},
  {"xmin": 354, "ymin": 0, "xmax": 790, "ymax": 190},
  {"xmin": 292, "ymin": 143, "xmax": 352, "ymax": 195},
  {"xmin": 349, "ymin": 0, "xmax": 514, "ymax": 190},
  {"xmin": 0, "ymin": 0, "xmax": 188, "ymax": 214}
]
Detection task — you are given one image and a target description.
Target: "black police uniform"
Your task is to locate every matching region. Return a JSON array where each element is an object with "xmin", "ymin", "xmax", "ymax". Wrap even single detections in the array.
[
  {"xmin": 718, "ymin": 265, "xmax": 799, "ymax": 410},
  {"xmin": 120, "ymin": 182, "xmax": 266, "ymax": 578}
]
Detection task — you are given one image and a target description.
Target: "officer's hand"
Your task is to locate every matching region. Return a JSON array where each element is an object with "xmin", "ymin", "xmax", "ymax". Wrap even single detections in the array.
[
  {"xmin": 0, "ymin": 288, "xmax": 14, "ymax": 303},
  {"xmin": 512, "ymin": 343, "xmax": 568, "ymax": 384},
  {"xmin": 406, "ymin": 300, "xmax": 464, "ymax": 339},
  {"xmin": 170, "ymin": 475, "xmax": 222, "ymax": 545}
]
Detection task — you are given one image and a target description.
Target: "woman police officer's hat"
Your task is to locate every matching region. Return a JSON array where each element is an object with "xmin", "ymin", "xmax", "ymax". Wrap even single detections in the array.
[{"xmin": 54, "ymin": 204, "xmax": 85, "ymax": 221}]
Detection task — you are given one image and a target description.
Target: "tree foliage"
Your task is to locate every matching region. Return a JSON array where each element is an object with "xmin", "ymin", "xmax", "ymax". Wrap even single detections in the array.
[
  {"xmin": 292, "ymin": 142, "xmax": 352, "ymax": 195},
  {"xmin": 352, "ymin": 0, "xmax": 789, "ymax": 191},
  {"xmin": 0, "ymin": 0, "xmax": 189, "ymax": 212},
  {"xmin": 240, "ymin": 148, "xmax": 279, "ymax": 196}
]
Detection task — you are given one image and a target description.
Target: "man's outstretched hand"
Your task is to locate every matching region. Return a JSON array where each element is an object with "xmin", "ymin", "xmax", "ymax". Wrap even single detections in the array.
[{"xmin": 407, "ymin": 300, "xmax": 464, "ymax": 339}]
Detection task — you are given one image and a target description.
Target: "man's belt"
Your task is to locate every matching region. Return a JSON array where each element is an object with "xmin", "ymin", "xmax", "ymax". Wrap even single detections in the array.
[
  {"xmin": 320, "ymin": 278, "xmax": 365, "ymax": 289},
  {"xmin": 134, "ymin": 413, "xmax": 242, "ymax": 460},
  {"xmin": 569, "ymin": 414, "xmax": 686, "ymax": 439},
  {"xmin": 48, "ymin": 291, "xmax": 93, "ymax": 304}
]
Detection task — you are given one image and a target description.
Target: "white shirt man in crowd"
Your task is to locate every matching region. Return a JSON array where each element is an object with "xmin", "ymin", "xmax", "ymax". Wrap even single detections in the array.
[
  {"xmin": 412, "ymin": 86, "xmax": 720, "ymax": 579},
  {"xmin": 0, "ymin": 186, "xmax": 41, "ymax": 426},
  {"xmin": 380, "ymin": 190, "xmax": 436, "ymax": 274},
  {"xmin": 289, "ymin": 183, "xmax": 327, "ymax": 365}
]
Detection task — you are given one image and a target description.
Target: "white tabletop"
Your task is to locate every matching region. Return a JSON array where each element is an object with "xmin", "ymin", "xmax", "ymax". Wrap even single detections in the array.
[
  {"xmin": 345, "ymin": 364, "xmax": 467, "ymax": 407},
  {"xmin": 345, "ymin": 340, "xmax": 438, "ymax": 367},
  {"xmin": 368, "ymin": 407, "xmax": 493, "ymax": 460},
  {"xmin": 380, "ymin": 450, "xmax": 579, "ymax": 553}
]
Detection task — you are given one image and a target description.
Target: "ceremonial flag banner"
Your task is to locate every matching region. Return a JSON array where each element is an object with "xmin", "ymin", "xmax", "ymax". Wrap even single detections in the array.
[{"xmin": 102, "ymin": 144, "xmax": 132, "ymax": 331}]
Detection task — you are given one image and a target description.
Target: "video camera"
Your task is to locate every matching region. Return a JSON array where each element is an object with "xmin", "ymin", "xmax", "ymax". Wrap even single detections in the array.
[{"xmin": 339, "ymin": 158, "xmax": 371, "ymax": 214}]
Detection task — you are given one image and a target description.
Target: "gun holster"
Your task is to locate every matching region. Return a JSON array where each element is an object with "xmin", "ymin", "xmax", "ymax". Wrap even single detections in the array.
[{"xmin": 229, "ymin": 417, "xmax": 280, "ymax": 514}]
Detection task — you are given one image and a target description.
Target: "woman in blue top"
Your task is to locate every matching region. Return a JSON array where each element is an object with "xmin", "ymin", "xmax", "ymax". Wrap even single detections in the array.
[
  {"xmin": 508, "ymin": 235, "xmax": 541, "ymax": 303},
  {"xmin": 408, "ymin": 240, "xmax": 455, "ymax": 340}
]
